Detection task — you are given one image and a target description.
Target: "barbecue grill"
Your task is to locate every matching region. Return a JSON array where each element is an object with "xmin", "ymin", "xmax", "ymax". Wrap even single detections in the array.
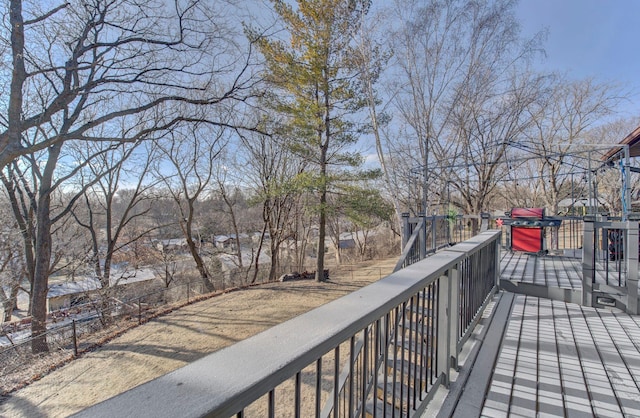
[{"xmin": 501, "ymin": 208, "xmax": 562, "ymax": 254}]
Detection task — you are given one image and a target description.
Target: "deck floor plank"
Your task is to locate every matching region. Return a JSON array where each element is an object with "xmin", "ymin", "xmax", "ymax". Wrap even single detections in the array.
[
  {"xmin": 473, "ymin": 252, "xmax": 640, "ymax": 417},
  {"xmin": 440, "ymin": 250, "xmax": 640, "ymax": 418}
]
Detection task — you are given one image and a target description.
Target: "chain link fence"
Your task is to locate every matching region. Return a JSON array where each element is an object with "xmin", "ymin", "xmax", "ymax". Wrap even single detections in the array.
[{"xmin": 0, "ymin": 259, "xmax": 391, "ymax": 395}]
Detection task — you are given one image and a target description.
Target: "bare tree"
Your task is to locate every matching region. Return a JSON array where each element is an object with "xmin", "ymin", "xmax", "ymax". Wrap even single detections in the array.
[
  {"xmin": 71, "ymin": 141, "xmax": 161, "ymax": 299},
  {"xmin": 239, "ymin": 128, "xmax": 305, "ymax": 281},
  {"xmin": 155, "ymin": 123, "xmax": 227, "ymax": 292},
  {"xmin": 0, "ymin": 200, "xmax": 25, "ymax": 322},
  {"xmin": 0, "ymin": 0, "xmax": 258, "ymax": 169},
  {"xmin": 448, "ymin": 73, "xmax": 544, "ymax": 226},
  {"xmin": 524, "ymin": 77, "xmax": 623, "ymax": 215},
  {"xmin": 2, "ymin": 138, "xmax": 128, "ymax": 350},
  {"xmin": 386, "ymin": 0, "xmax": 544, "ymax": 216},
  {"xmin": 352, "ymin": 9, "xmax": 399, "ymax": 225},
  {"xmin": 0, "ymin": 0, "xmax": 258, "ymax": 352},
  {"xmin": 213, "ymin": 163, "xmax": 245, "ymax": 269}
]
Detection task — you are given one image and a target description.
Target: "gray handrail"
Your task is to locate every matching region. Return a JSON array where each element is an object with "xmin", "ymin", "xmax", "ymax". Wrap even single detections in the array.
[{"xmin": 75, "ymin": 230, "xmax": 501, "ymax": 418}]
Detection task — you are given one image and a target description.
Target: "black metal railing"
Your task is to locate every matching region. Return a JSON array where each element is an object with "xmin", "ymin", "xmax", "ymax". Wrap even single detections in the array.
[
  {"xmin": 582, "ymin": 218, "xmax": 639, "ymax": 314},
  {"xmin": 76, "ymin": 231, "xmax": 501, "ymax": 418},
  {"xmin": 395, "ymin": 214, "xmax": 478, "ymax": 272}
]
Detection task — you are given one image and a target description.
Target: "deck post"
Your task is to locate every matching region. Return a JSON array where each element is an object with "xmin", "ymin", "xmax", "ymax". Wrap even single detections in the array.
[
  {"xmin": 626, "ymin": 221, "xmax": 638, "ymax": 314},
  {"xmin": 582, "ymin": 218, "xmax": 595, "ymax": 307},
  {"xmin": 401, "ymin": 212, "xmax": 410, "ymax": 249},
  {"xmin": 432, "ymin": 215, "xmax": 438, "ymax": 251},
  {"xmin": 495, "ymin": 235, "xmax": 501, "ymax": 288},
  {"xmin": 419, "ymin": 214, "xmax": 426, "ymax": 259},
  {"xmin": 437, "ymin": 273, "xmax": 451, "ymax": 387},
  {"xmin": 449, "ymin": 265, "xmax": 460, "ymax": 370}
]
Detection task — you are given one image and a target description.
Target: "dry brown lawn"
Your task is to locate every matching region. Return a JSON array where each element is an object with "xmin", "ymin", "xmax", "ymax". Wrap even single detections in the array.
[{"xmin": 0, "ymin": 257, "xmax": 397, "ymax": 418}]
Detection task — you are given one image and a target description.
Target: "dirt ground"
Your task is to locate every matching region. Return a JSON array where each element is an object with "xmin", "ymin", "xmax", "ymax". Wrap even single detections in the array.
[{"xmin": 0, "ymin": 257, "xmax": 397, "ymax": 418}]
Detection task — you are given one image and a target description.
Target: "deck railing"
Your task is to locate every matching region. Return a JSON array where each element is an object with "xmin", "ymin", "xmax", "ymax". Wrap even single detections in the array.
[
  {"xmin": 499, "ymin": 215, "xmax": 584, "ymax": 253},
  {"xmin": 583, "ymin": 217, "xmax": 639, "ymax": 314},
  {"xmin": 76, "ymin": 230, "xmax": 501, "ymax": 418},
  {"xmin": 395, "ymin": 214, "xmax": 478, "ymax": 271}
]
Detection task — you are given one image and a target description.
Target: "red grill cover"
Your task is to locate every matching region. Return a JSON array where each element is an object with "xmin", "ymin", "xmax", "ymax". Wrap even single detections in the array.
[
  {"xmin": 511, "ymin": 227, "xmax": 543, "ymax": 253},
  {"xmin": 511, "ymin": 207, "xmax": 544, "ymax": 219}
]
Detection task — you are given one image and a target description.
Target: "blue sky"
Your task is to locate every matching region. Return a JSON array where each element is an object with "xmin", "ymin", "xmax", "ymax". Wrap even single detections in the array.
[{"xmin": 516, "ymin": 0, "xmax": 640, "ymax": 117}]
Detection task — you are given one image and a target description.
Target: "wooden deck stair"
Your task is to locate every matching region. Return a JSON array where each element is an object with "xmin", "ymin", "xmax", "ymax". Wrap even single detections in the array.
[{"xmin": 363, "ymin": 299, "xmax": 438, "ymax": 418}]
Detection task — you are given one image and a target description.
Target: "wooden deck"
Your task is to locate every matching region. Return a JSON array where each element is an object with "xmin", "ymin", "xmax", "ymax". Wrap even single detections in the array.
[
  {"xmin": 501, "ymin": 250, "xmax": 629, "ymax": 290},
  {"xmin": 430, "ymin": 250, "xmax": 640, "ymax": 418}
]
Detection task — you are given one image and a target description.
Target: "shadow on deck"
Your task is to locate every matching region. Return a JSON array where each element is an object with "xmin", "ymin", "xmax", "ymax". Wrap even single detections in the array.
[
  {"xmin": 430, "ymin": 249, "xmax": 640, "ymax": 417},
  {"xmin": 499, "ymin": 250, "xmax": 633, "ymax": 311}
]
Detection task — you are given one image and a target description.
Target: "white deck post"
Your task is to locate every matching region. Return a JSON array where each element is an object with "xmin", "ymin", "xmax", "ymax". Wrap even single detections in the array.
[
  {"xmin": 627, "ymin": 221, "xmax": 638, "ymax": 314},
  {"xmin": 449, "ymin": 265, "xmax": 460, "ymax": 370},
  {"xmin": 582, "ymin": 218, "xmax": 595, "ymax": 307},
  {"xmin": 437, "ymin": 273, "xmax": 452, "ymax": 387}
]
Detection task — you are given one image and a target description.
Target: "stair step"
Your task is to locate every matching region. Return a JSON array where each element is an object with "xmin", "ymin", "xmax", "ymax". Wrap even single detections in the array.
[
  {"xmin": 364, "ymin": 393, "xmax": 404, "ymax": 418},
  {"xmin": 392, "ymin": 337, "xmax": 433, "ymax": 355},
  {"xmin": 398, "ymin": 316, "xmax": 433, "ymax": 327},
  {"xmin": 406, "ymin": 304, "xmax": 434, "ymax": 317},
  {"xmin": 366, "ymin": 378, "xmax": 427, "ymax": 417},
  {"xmin": 375, "ymin": 377, "xmax": 411, "ymax": 402},
  {"xmin": 385, "ymin": 358, "xmax": 432, "ymax": 379}
]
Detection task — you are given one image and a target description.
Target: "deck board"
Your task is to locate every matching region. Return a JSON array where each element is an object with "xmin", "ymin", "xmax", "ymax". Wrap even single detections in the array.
[
  {"xmin": 444, "ymin": 251, "xmax": 640, "ymax": 418},
  {"xmin": 477, "ymin": 295, "xmax": 640, "ymax": 417}
]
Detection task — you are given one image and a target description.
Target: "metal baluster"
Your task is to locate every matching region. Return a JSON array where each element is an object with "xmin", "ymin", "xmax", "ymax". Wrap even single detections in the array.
[
  {"xmin": 295, "ymin": 372, "xmax": 301, "ymax": 418},
  {"xmin": 334, "ymin": 346, "xmax": 340, "ymax": 418},
  {"xmin": 316, "ymin": 358, "xmax": 322, "ymax": 417},
  {"xmin": 269, "ymin": 389, "xmax": 275, "ymax": 418}
]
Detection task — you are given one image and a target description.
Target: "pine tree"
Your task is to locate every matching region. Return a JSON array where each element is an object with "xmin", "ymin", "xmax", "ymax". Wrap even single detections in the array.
[{"xmin": 251, "ymin": 0, "xmax": 372, "ymax": 281}]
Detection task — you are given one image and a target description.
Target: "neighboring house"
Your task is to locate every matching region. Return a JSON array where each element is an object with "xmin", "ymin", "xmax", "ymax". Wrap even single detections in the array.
[
  {"xmin": 602, "ymin": 124, "xmax": 640, "ymax": 217},
  {"xmin": 557, "ymin": 198, "xmax": 602, "ymax": 215},
  {"xmin": 217, "ymin": 251, "xmax": 271, "ymax": 272},
  {"xmin": 47, "ymin": 268, "xmax": 157, "ymax": 312},
  {"xmin": 337, "ymin": 232, "xmax": 356, "ymax": 249},
  {"xmin": 337, "ymin": 230, "xmax": 378, "ymax": 250},
  {"xmin": 214, "ymin": 235, "xmax": 234, "ymax": 250},
  {"xmin": 155, "ymin": 238, "xmax": 188, "ymax": 252}
]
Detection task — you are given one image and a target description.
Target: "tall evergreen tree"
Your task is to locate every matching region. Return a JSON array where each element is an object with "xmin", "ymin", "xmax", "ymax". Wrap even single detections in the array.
[{"xmin": 250, "ymin": 0, "xmax": 372, "ymax": 281}]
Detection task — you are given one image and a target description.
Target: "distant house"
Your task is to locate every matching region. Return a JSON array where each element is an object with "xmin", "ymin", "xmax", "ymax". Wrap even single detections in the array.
[
  {"xmin": 338, "ymin": 232, "xmax": 356, "ymax": 249},
  {"xmin": 558, "ymin": 198, "xmax": 602, "ymax": 215},
  {"xmin": 47, "ymin": 268, "xmax": 157, "ymax": 312},
  {"xmin": 215, "ymin": 233, "xmax": 251, "ymax": 250},
  {"xmin": 217, "ymin": 251, "xmax": 271, "ymax": 272},
  {"xmin": 155, "ymin": 238, "xmax": 188, "ymax": 252},
  {"xmin": 214, "ymin": 235, "xmax": 234, "ymax": 250},
  {"xmin": 336, "ymin": 230, "xmax": 378, "ymax": 250}
]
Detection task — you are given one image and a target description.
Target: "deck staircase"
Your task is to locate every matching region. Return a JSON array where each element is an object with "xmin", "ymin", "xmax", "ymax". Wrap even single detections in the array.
[
  {"xmin": 369, "ymin": 298, "xmax": 436, "ymax": 418},
  {"xmin": 322, "ymin": 288, "xmax": 440, "ymax": 418}
]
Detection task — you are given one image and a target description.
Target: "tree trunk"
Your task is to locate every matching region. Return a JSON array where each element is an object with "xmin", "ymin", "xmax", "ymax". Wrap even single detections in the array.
[
  {"xmin": 316, "ymin": 143, "xmax": 328, "ymax": 282},
  {"xmin": 30, "ymin": 142, "xmax": 62, "ymax": 353},
  {"xmin": 186, "ymin": 237, "xmax": 215, "ymax": 292},
  {"xmin": 316, "ymin": 76, "xmax": 331, "ymax": 283},
  {"xmin": 269, "ymin": 246, "xmax": 279, "ymax": 282},
  {"xmin": 316, "ymin": 191, "xmax": 327, "ymax": 282},
  {"xmin": 334, "ymin": 223, "xmax": 342, "ymax": 265},
  {"xmin": 4, "ymin": 0, "xmax": 26, "ymax": 169},
  {"xmin": 1, "ymin": 284, "xmax": 18, "ymax": 322},
  {"xmin": 2, "ymin": 303, "xmax": 11, "ymax": 323},
  {"xmin": 31, "ymin": 203, "xmax": 52, "ymax": 353},
  {"xmin": 6, "ymin": 284, "xmax": 19, "ymax": 321}
]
